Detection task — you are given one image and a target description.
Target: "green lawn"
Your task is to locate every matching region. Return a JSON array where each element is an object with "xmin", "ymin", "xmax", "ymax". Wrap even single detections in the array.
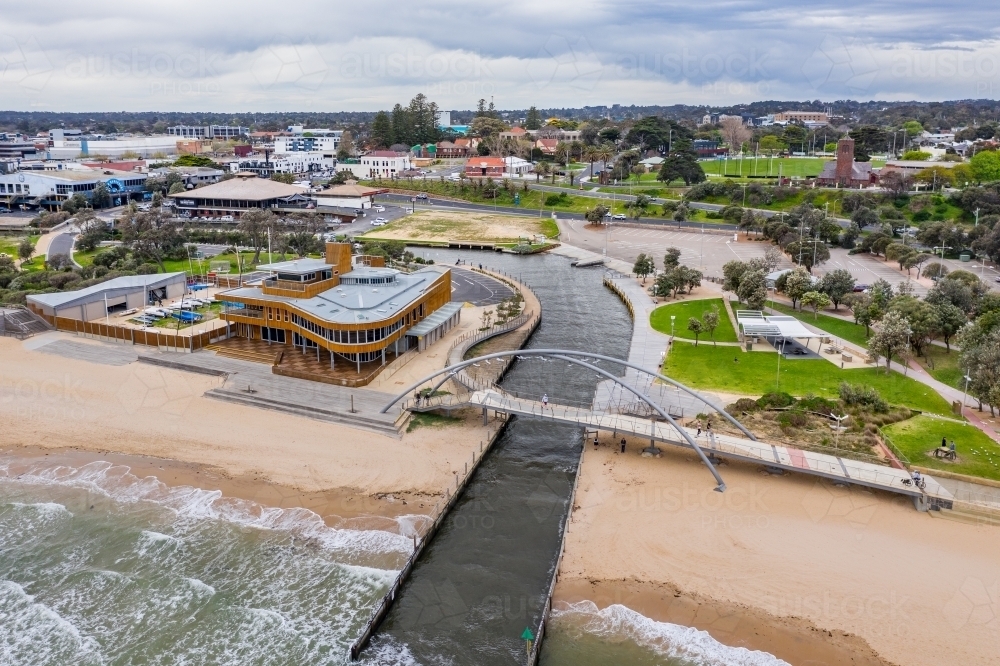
[
  {"xmin": 0, "ymin": 235, "xmax": 41, "ymax": 272},
  {"xmin": 916, "ymin": 344, "xmax": 964, "ymax": 389},
  {"xmin": 767, "ymin": 302, "xmax": 870, "ymax": 348},
  {"xmin": 663, "ymin": 343, "xmax": 954, "ymax": 416},
  {"xmin": 882, "ymin": 415, "xmax": 1000, "ymax": 481},
  {"xmin": 368, "ymin": 179, "xmax": 608, "ymax": 215},
  {"xmin": 650, "ymin": 298, "xmax": 737, "ymax": 342},
  {"xmin": 701, "ymin": 157, "xmax": 833, "ymax": 179}
]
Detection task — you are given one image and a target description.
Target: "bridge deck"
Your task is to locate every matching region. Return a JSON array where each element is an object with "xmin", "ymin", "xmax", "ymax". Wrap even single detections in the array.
[{"xmin": 462, "ymin": 390, "xmax": 953, "ymax": 503}]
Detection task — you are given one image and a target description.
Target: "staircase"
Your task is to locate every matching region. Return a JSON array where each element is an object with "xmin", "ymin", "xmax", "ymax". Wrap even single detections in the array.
[
  {"xmin": 929, "ymin": 503, "xmax": 1000, "ymax": 527},
  {"xmin": 206, "ymin": 340, "xmax": 281, "ymax": 365},
  {"xmin": 1, "ymin": 307, "xmax": 51, "ymax": 339}
]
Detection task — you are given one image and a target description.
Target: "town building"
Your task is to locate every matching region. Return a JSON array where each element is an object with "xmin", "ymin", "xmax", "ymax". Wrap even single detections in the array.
[
  {"xmin": 167, "ymin": 125, "xmax": 249, "ymax": 139},
  {"xmin": 774, "ymin": 111, "xmax": 830, "ymax": 124},
  {"xmin": 336, "ymin": 151, "xmax": 412, "ymax": 179},
  {"xmin": 692, "ymin": 139, "xmax": 727, "ymax": 157},
  {"xmin": 313, "ymin": 183, "xmax": 386, "ymax": 212},
  {"xmin": 464, "ymin": 156, "xmax": 506, "ymax": 178},
  {"xmin": 0, "ymin": 167, "xmax": 149, "ymax": 211},
  {"xmin": 274, "ymin": 135, "xmax": 340, "ymax": 155},
  {"xmin": 218, "ymin": 243, "xmax": 459, "ymax": 376},
  {"xmin": 816, "ymin": 138, "xmax": 876, "ymax": 188},
  {"xmin": 228, "ymin": 152, "xmax": 334, "ymax": 177},
  {"xmin": 503, "ymin": 156, "xmax": 533, "ymax": 175},
  {"xmin": 535, "ymin": 138, "xmax": 558, "ymax": 155},
  {"xmin": 166, "ymin": 175, "xmax": 312, "ymax": 219},
  {"xmin": 880, "ymin": 160, "xmax": 959, "ymax": 179},
  {"xmin": 27, "ymin": 273, "xmax": 187, "ymax": 322},
  {"xmin": 46, "ymin": 135, "xmax": 179, "ymax": 160}
]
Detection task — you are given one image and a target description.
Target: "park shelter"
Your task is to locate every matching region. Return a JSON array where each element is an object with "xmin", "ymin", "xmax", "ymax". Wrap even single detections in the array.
[{"xmin": 735, "ymin": 311, "xmax": 824, "ymax": 346}]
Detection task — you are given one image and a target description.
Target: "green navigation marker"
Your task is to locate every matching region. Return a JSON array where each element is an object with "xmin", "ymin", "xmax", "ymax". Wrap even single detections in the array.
[{"xmin": 521, "ymin": 627, "xmax": 534, "ymax": 641}]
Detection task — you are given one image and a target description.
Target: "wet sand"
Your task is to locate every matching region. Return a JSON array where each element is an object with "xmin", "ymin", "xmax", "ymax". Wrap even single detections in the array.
[{"xmin": 556, "ymin": 434, "xmax": 1000, "ymax": 666}]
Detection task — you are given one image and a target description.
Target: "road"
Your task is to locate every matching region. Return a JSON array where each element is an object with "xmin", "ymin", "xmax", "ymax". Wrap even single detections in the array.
[{"xmin": 46, "ymin": 230, "xmax": 77, "ymax": 262}]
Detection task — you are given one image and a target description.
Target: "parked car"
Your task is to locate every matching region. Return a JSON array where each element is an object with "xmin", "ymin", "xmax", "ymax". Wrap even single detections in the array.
[
  {"xmin": 853, "ymin": 283, "xmax": 870, "ymax": 292},
  {"xmin": 373, "ymin": 206, "xmax": 385, "ymax": 212},
  {"xmin": 611, "ymin": 213, "xmax": 627, "ymax": 220},
  {"xmin": 220, "ymin": 215, "xmax": 234, "ymax": 222},
  {"xmin": 416, "ymin": 193, "xmax": 428, "ymax": 200},
  {"xmin": 374, "ymin": 217, "xmax": 388, "ymax": 224}
]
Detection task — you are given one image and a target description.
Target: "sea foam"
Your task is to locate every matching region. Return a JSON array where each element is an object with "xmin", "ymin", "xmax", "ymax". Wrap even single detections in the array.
[{"xmin": 553, "ymin": 601, "xmax": 791, "ymax": 666}]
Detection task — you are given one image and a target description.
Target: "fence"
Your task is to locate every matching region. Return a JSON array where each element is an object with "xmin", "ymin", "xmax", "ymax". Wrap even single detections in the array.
[
  {"xmin": 349, "ymin": 415, "xmax": 511, "ymax": 660},
  {"xmin": 44, "ymin": 315, "xmax": 231, "ymax": 352}
]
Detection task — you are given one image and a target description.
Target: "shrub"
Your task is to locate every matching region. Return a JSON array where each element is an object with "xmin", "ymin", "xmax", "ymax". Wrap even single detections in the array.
[
  {"xmin": 757, "ymin": 392, "xmax": 795, "ymax": 409},
  {"xmin": 777, "ymin": 411, "xmax": 809, "ymax": 428},
  {"xmin": 543, "ymin": 192, "xmax": 569, "ymax": 206},
  {"xmin": 839, "ymin": 382, "xmax": 888, "ymax": 413},
  {"xmin": 727, "ymin": 398, "xmax": 760, "ymax": 414},
  {"xmin": 798, "ymin": 395, "xmax": 837, "ymax": 415}
]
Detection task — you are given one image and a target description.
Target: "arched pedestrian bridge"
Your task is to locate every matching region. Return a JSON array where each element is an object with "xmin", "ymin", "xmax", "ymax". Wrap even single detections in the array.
[{"xmin": 383, "ymin": 349, "xmax": 955, "ymax": 509}]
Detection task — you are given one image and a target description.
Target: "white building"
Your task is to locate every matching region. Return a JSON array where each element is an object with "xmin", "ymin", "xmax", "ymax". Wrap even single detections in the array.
[
  {"xmin": 229, "ymin": 152, "xmax": 334, "ymax": 177},
  {"xmin": 336, "ymin": 151, "xmax": 412, "ymax": 179},
  {"xmin": 167, "ymin": 125, "xmax": 248, "ymax": 139},
  {"xmin": 504, "ymin": 156, "xmax": 533, "ymax": 175},
  {"xmin": 46, "ymin": 136, "xmax": 178, "ymax": 159},
  {"xmin": 274, "ymin": 135, "xmax": 340, "ymax": 155},
  {"xmin": 0, "ymin": 167, "xmax": 148, "ymax": 210}
]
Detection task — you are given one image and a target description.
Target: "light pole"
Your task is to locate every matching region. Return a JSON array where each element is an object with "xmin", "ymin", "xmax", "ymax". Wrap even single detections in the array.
[
  {"xmin": 776, "ymin": 336, "xmax": 787, "ymax": 389},
  {"xmin": 832, "ymin": 413, "xmax": 849, "ymax": 448},
  {"xmin": 963, "ymin": 373, "xmax": 972, "ymax": 409},
  {"xmin": 670, "ymin": 315, "xmax": 675, "ymax": 338},
  {"xmin": 700, "ymin": 225, "xmax": 705, "ymax": 269}
]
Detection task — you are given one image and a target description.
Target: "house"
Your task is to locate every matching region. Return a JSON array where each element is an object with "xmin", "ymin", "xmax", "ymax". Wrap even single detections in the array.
[
  {"xmin": 879, "ymin": 160, "xmax": 960, "ymax": 178},
  {"xmin": 816, "ymin": 138, "xmax": 877, "ymax": 188},
  {"xmin": 464, "ymin": 157, "xmax": 506, "ymax": 178},
  {"xmin": 774, "ymin": 111, "xmax": 829, "ymax": 124},
  {"xmin": 229, "ymin": 152, "xmax": 334, "ymax": 177},
  {"xmin": 499, "ymin": 127, "xmax": 529, "ymax": 141},
  {"xmin": 535, "ymin": 139, "xmax": 559, "ymax": 155},
  {"xmin": 693, "ymin": 140, "xmax": 727, "ymax": 157},
  {"xmin": 436, "ymin": 141, "xmax": 469, "ymax": 158},
  {"xmin": 638, "ymin": 156, "xmax": 664, "ymax": 169}
]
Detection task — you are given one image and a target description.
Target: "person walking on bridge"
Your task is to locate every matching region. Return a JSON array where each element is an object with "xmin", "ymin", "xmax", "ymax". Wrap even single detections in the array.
[
  {"xmin": 620, "ymin": 438, "xmax": 626, "ymax": 453},
  {"xmin": 542, "ymin": 393, "xmax": 548, "ymax": 409}
]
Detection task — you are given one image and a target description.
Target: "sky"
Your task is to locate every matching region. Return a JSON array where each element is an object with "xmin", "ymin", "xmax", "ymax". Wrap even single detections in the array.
[{"xmin": 1, "ymin": 0, "xmax": 998, "ymax": 112}]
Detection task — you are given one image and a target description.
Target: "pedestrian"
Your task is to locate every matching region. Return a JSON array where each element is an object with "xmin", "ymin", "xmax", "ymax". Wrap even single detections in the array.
[
  {"xmin": 620, "ymin": 438, "xmax": 626, "ymax": 453},
  {"xmin": 706, "ymin": 423, "xmax": 712, "ymax": 436},
  {"xmin": 594, "ymin": 435, "xmax": 599, "ymax": 449},
  {"xmin": 542, "ymin": 393, "xmax": 548, "ymax": 408},
  {"xmin": 950, "ymin": 440, "xmax": 956, "ymax": 452},
  {"xmin": 734, "ymin": 357, "xmax": 739, "ymax": 363},
  {"xmin": 942, "ymin": 437, "xmax": 947, "ymax": 449},
  {"xmin": 696, "ymin": 426, "xmax": 702, "ymax": 438}
]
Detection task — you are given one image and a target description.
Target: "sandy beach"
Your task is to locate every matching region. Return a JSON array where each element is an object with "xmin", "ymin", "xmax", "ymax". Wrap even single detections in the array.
[
  {"xmin": 556, "ymin": 435, "xmax": 1000, "ymax": 666},
  {"xmin": 0, "ymin": 334, "xmax": 492, "ymax": 524}
]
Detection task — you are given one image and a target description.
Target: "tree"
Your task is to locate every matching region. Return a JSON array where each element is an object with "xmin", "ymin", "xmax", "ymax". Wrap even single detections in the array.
[
  {"xmin": 885, "ymin": 242, "xmax": 917, "ymax": 271},
  {"xmin": 763, "ymin": 246, "xmax": 783, "ymax": 273},
  {"xmin": 933, "ymin": 301, "xmax": 968, "ymax": 352},
  {"xmin": 719, "ymin": 117, "xmax": 751, "ymax": 153},
  {"xmin": 868, "ymin": 310, "xmax": 911, "ymax": 373},
  {"xmin": 657, "ymin": 150, "xmax": 706, "ymax": 185},
  {"xmin": 844, "ymin": 292, "xmax": 878, "ymax": 336},
  {"xmin": 926, "ymin": 277, "xmax": 977, "ymax": 314},
  {"xmin": 91, "ymin": 182, "xmax": 111, "ymax": 208},
  {"xmin": 534, "ymin": 161, "xmax": 550, "ymax": 184},
  {"xmin": 869, "ymin": 279, "xmax": 895, "ymax": 311},
  {"xmin": 370, "ymin": 111, "xmax": 393, "ymax": 149},
  {"xmin": 819, "ymin": 269, "xmax": 855, "ymax": 310},
  {"xmin": 525, "ymin": 107, "xmax": 542, "ymax": 130},
  {"xmin": 271, "ymin": 173, "xmax": 295, "ymax": 184},
  {"xmin": 663, "ymin": 247, "xmax": 681, "ymax": 270},
  {"xmin": 880, "ymin": 171, "xmax": 913, "ymax": 196},
  {"xmin": 702, "ymin": 305, "xmax": 721, "ymax": 346},
  {"xmin": 902, "ymin": 150, "xmax": 932, "ymax": 161},
  {"xmin": 758, "ymin": 135, "xmax": 786, "ymax": 154},
  {"xmin": 168, "ymin": 181, "xmax": 186, "ymax": 194},
  {"xmin": 687, "ymin": 317, "xmax": 704, "ymax": 345},
  {"xmin": 848, "ymin": 126, "xmax": 888, "ymax": 162},
  {"xmin": 913, "ymin": 166, "xmax": 954, "ymax": 190},
  {"xmin": 238, "ymin": 209, "xmax": 278, "ymax": 264},
  {"xmin": 74, "ymin": 212, "xmax": 108, "ymax": 252},
  {"xmin": 0, "ymin": 254, "xmax": 15, "ymax": 273},
  {"xmin": 903, "ymin": 120, "xmax": 925, "ymax": 137},
  {"xmin": 851, "ymin": 206, "xmax": 878, "ymax": 228},
  {"xmin": 633, "ymin": 253, "xmax": 655, "ymax": 282},
  {"xmin": 889, "ymin": 297, "xmax": 938, "ymax": 357},
  {"xmin": 800, "ymin": 290, "xmax": 831, "ymax": 319},
  {"xmin": 971, "ymin": 150, "xmax": 1000, "ymax": 183},
  {"xmin": 784, "ymin": 240, "xmax": 830, "ymax": 272},
  {"xmin": 337, "ymin": 130, "xmax": 355, "ymax": 160},
  {"xmin": 627, "ymin": 194, "xmax": 651, "ymax": 220},
  {"xmin": 782, "ymin": 268, "xmax": 813, "ymax": 309},
  {"xmin": 737, "ymin": 269, "xmax": 767, "ymax": 309},
  {"xmin": 17, "ymin": 238, "xmax": 34, "ymax": 263},
  {"xmin": 584, "ymin": 204, "xmax": 610, "ymax": 224}
]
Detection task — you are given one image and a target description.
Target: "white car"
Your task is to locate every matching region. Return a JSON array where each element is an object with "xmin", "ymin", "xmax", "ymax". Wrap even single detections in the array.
[
  {"xmin": 221, "ymin": 215, "xmax": 234, "ymax": 222},
  {"xmin": 611, "ymin": 213, "xmax": 627, "ymax": 220},
  {"xmin": 373, "ymin": 206, "xmax": 385, "ymax": 212}
]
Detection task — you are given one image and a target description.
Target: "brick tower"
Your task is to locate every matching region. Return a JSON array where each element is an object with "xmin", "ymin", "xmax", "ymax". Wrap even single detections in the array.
[{"xmin": 834, "ymin": 137, "xmax": 855, "ymax": 187}]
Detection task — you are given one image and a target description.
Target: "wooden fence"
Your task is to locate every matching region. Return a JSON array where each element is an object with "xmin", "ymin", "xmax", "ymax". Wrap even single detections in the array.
[{"xmin": 45, "ymin": 315, "xmax": 230, "ymax": 352}]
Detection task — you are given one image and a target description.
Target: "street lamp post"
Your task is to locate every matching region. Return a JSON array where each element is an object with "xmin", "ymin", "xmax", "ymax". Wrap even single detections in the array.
[
  {"xmin": 832, "ymin": 413, "xmax": 849, "ymax": 448},
  {"xmin": 963, "ymin": 373, "xmax": 973, "ymax": 409},
  {"xmin": 670, "ymin": 315, "xmax": 675, "ymax": 338}
]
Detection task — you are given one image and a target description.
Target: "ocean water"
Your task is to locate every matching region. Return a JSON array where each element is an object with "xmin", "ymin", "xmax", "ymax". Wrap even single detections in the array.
[{"xmin": 0, "ymin": 458, "xmax": 417, "ymax": 665}]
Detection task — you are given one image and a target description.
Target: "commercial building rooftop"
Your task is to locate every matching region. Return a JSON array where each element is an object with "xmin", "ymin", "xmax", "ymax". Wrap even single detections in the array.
[
  {"xmin": 167, "ymin": 177, "xmax": 307, "ymax": 201},
  {"xmin": 222, "ymin": 265, "xmax": 449, "ymax": 325},
  {"xmin": 27, "ymin": 272, "xmax": 186, "ymax": 309}
]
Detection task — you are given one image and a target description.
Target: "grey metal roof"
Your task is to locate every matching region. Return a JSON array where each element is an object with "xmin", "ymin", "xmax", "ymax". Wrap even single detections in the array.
[
  {"xmin": 221, "ymin": 265, "xmax": 449, "ymax": 325},
  {"xmin": 256, "ymin": 258, "xmax": 331, "ymax": 274},
  {"xmin": 27, "ymin": 272, "xmax": 187, "ymax": 310},
  {"xmin": 406, "ymin": 301, "xmax": 464, "ymax": 337}
]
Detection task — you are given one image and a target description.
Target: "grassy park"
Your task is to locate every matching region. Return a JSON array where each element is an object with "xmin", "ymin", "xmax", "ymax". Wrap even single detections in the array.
[
  {"xmin": 0, "ymin": 235, "xmax": 41, "ymax": 272},
  {"xmin": 650, "ymin": 298, "xmax": 738, "ymax": 342},
  {"xmin": 663, "ymin": 343, "xmax": 954, "ymax": 416},
  {"xmin": 882, "ymin": 415, "xmax": 1000, "ymax": 481}
]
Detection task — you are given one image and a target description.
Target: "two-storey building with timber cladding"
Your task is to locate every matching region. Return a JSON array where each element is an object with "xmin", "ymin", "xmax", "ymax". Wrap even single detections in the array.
[{"xmin": 218, "ymin": 243, "xmax": 461, "ymax": 377}]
